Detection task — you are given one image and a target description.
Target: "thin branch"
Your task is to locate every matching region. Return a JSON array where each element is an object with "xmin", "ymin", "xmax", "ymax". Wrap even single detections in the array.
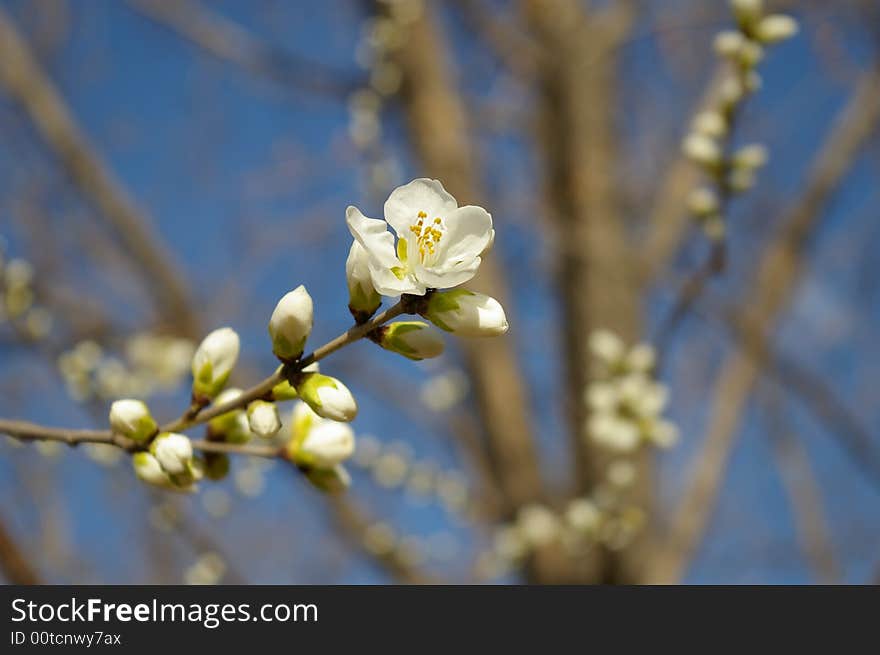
[
  {"xmin": 763, "ymin": 388, "xmax": 841, "ymax": 584},
  {"xmin": 0, "ymin": 301, "xmax": 408, "ymax": 457},
  {"xmin": 644, "ymin": 67, "xmax": 880, "ymax": 584},
  {"xmin": 0, "ymin": 7, "xmax": 199, "ymax": 336}
]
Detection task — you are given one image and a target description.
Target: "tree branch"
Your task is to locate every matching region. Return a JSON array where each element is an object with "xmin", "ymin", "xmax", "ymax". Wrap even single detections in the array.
[{"xmin": 644, "ymin": 67, "xmax": 880, "ymax": 584}]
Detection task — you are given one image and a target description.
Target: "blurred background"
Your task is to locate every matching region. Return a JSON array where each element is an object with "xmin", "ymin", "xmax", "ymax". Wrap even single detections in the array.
[{"xmin": 0, "ymin": 0, "xmax": 878, "ymax": 584}]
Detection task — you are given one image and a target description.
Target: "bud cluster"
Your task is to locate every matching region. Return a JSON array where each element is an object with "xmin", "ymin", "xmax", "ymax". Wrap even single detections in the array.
[
  {"xmin": 59, "ymin": 334, "xmax": 193, "ymax": 403},
  {"xmin": 0, "ymin": 242, "xmax": 53, "ymax": 340},
  {"xmin": 682, "ymin": 0, "xmax": 797, "ymax": 240},
  {"xmin": 585, "ymin": 329, "xmax": 678, "ymax": 453}
]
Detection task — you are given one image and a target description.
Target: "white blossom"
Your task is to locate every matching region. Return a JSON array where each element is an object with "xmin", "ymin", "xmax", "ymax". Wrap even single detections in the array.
[
  {"xmin": 108, "ymin": 399, "xmax": 157, "ymax": 443},
  {"xmin": 346, "ymin": 178, "xmax": 494, "ymax": 296},
  {"xmin": 423, "ymin": 290, "xmax": 508, "ymax": 337},
  {"xmin": 191, "ymin": 327, "xmax": 240, "ymax": 399},
  {"xmin": 268, "ymin": 285, "xmax": 314, "ymax": 362}
]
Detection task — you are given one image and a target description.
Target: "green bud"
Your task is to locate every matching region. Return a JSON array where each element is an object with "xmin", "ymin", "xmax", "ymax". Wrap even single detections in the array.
[{"xmin": 375, "ymin": 321, "xmax": 445, "ymax": 360}]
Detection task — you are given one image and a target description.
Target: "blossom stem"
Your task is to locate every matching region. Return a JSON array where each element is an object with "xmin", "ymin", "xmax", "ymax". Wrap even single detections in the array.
[{"xmin": 0, "ymin": 300, "xmax": 409, "ymax": 459}]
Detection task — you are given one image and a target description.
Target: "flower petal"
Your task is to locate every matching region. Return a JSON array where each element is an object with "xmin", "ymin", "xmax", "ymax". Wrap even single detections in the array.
[
  {"xmin": 436, "ymin": 205, "xmax": 494, "ymax": 264},
  {"xmin": 384, "ymin": 178, "xmax": 458, "ymax": 236},
  {"xmin": 347, "ymin": 205, "xmax": 424, "ymax": 296}
]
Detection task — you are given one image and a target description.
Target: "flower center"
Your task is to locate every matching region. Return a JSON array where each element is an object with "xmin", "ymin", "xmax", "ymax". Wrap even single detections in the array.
[{"xmin": 409, "ymin": 211, "xmax": 444, "ymax": 263}]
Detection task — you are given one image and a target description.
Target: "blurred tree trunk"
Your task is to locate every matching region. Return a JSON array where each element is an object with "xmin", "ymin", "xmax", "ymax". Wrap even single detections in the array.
[{"xmin": 524, "ymin": 0, "xmax": 649, "ymax": 583}]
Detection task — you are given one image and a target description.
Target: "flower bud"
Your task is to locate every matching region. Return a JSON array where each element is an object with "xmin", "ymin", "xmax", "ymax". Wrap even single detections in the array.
[
  {"xmin": 731, "ymin": 0, "xmax": 764, "ymax": 27},
  {"xmin": 423, "ymin": 290, "xmax": 508, "ymax": 337},
  {"xmin": 247, "ymin": 400, "xmax": 281, "ymax": 439},
  {"xmin": 132, "ymin": 452, "xmax": 171, "ymax": 488},
  {"xmin": 375, "ymin": 321, "xmax": 445, "ymax": 360},
  {"xmin": 682, "ymin": 133, "xmax": 722, "ymax": 168},
  {"xmin": 294, "ymin": 373, "xmax": 358, "ymax": 422},
  {"xmin": 287, "ymin": 402, "xmax": 356, "ymax": 468},
  {"xmin": 731, "ymin": 143, "xmax": 768, "ymax": 170},
  {"xmin": 687, "ymin": 187, "xmax": 720, "ymax": 217},
  {"xmin": 713, "ymin": 30, "xmax": 745, "ymax": 58},
  {"xmin": 192, "ymin": 327, "xmax": 240, "ymax": 399},
  {"xmin": 566, "ymin": 498, "xmax": 601, "ymax": 534},
  {"xmin": 346, "ymin": 241, "xmax": 382, "ymax": 322},
  {"xmin": 589, "ymin": 329, "xmax": 625, "ymax": 363},
  {"xmin": 692, "ymin": 111, "xmax": 727, "ymax": 139},
  {"xmin": 207, "ymin": 388, "xmax": 252, "ymax": 444},
  {"xmin": 150, "ymin": 432, "xmax": 194, "ymax": 476},
  {"xmin": 304, "ymin": 464, "xmax": 352, "ymax": 493},
  {"xmin": 109, "ymin": 399, "xmax": 157, "ymax": 443},
  {"xmin": 754, "ymin": 14, "xmax": 797, "ymax": 44},
  {"xmin": 268, "ymin": 285, "xmax": 313, "ymax": 362}
]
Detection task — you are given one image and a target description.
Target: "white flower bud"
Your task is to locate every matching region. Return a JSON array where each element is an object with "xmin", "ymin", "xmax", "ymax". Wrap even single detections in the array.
[
  {"xmin": 566, "ymin": 498, "xmax": 601, "ymax": 534},
  {"xmin": 247, "ymin": 400, "xmax": 281, "ymax": 439},
  {"xmin": 754, "ymin": 14, "xmax": 798, "ymax": 44},
  {"xmin": 585, "ymin": 382, "xmax": 618, "ymax": 413},
  {"xmin": 287, "ymin": 402, "xmax": 356, "ymax": 468},
  {"xmin": 109, "ymin": 399, "xmax": 157, "ymax": 443},
  {"xmin": 192, "ymin": 327, "xmax": 240, "ymax": 399},
  {"xmin": 731, "ymin": 0, "xmax": 764, "ymax": 26},
  {"xmin": 132, "ymin": 452, "xmax": 171, "ymax": 488},
  {"xmin": 294, "ymin": 372, "xmax": 358, "ymax": 422},
  {"xmin": 682, "ymin": 133, "xmax": 722, "ymax": 167},
  {"xmin": 687, "ymin": 187, "xmax": 720, "ymax": 217},
  {"xmin": 692, "ymin": 111, "xmax": 728, "ymax": 138},
  {"xmin": 516, "ymin": 504, "xmax": 560, "ymax": 548},
  {"xmin": 268, "ymin": 285, "xmax": 314, "ymax": 362},
  {"xmin": 423, "ymin": 290, "xmax": 508, "ymax": 337},
  {"xmin": 150, "ymin": 432, "xmax": 194, "ymax": 476},
  {"xmin": 732, "ymin": 143, "xmax": 769, "ymax": 170},
  {"xmin": 376, "ymin": 321, "xmax": 445, "ymax": 360},
  {"xmin": 719, "ymin": 77, "xmax": 746, "ymax": 108},
  {"xmin": 589, "ymin": 413, "xmax": 640, "ymax": 452},
  {"xmin": 713, "ymin": 30, "xmax": 745, "ymax": 58},
  {"xmin": 589, "ymin": 329, "xmax": 625, "ymax": 363},
  {"xmin": 346, "ymin": 241, "xmax": 382, "ymax": 322}
]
